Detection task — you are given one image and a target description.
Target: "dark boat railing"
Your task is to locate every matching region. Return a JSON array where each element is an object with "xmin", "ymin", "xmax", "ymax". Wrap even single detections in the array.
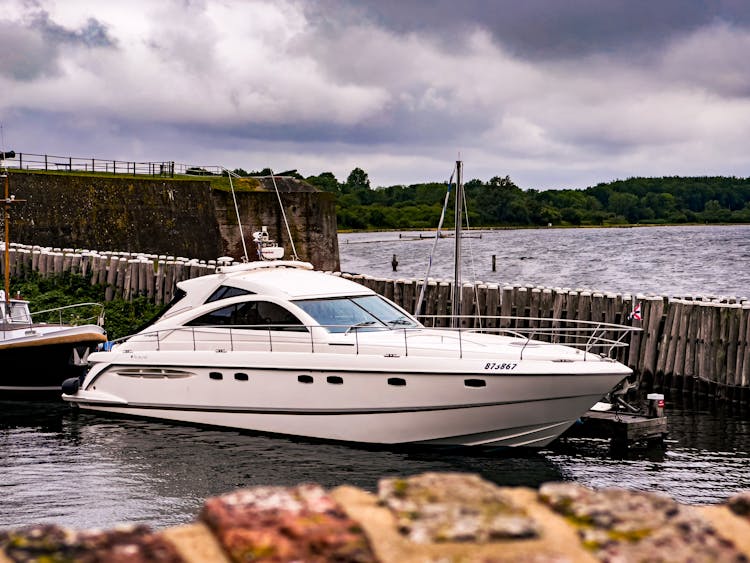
[{"xmin": 101, "ymin": 316, "xmax": 640, "ymax": 361}]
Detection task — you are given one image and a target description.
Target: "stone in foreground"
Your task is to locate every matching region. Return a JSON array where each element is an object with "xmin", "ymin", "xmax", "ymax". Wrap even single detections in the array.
[
  {"xmin": 0, "ymin": 524, "xmax": 182, "ymax": 563},
  {"xmin": 3, "ymin": 474, "xmax": 750, "ymax": 562},
  {"xmin": 200, "ymin": 484, "xmax": 376, "ymax": 562},
  {"xmin": 378, "ymin": 472, "xmax": 539, "ymax": 544},
  {"xmin": 540, "ymin": 482, "xmax": 748, "ymax": 562}
]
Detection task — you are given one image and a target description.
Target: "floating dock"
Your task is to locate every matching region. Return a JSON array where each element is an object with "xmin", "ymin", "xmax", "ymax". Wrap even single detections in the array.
[{"xmin": 563, "ymin": 393, "xmax": 668, "ymax": 449}]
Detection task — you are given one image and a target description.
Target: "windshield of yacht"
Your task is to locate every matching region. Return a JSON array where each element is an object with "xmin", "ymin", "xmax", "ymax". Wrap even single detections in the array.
[{"xmin": 294, "ymin": 295, "xmax": 420, "ymax": 333}]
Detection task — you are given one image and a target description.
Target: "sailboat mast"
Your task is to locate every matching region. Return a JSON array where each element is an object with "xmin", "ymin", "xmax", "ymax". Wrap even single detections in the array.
[
  {"xmin": 3, "ymin": 167, "xmax": 10, "ymax": 311},
  {"xmin": 452, "ymin": 160, "xmax": 463, "ymax": 327}
]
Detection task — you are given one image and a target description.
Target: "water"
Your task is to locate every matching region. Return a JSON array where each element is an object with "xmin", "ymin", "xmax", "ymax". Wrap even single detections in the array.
[
  {"xmin": 339, "ymin": 225, "xmax": 750, "ymax": 299},
  {"xmin": 2, "ymin": 400, "xmax": 749, "ymax": 530},
  {"xmin": 2, "ymin": 225, "xmax": 750, "ymax": 530}
]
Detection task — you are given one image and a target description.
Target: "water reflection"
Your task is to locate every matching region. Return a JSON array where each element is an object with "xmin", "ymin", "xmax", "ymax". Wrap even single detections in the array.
[{"xmin": 1, "ymin": 399, "xmax": 749, "ymax": 530}]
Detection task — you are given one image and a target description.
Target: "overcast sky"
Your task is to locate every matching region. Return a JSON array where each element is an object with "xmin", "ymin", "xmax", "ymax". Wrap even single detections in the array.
[{"xmin": 2, "ymin": 0, "xmax": 749, "ymax": 190}]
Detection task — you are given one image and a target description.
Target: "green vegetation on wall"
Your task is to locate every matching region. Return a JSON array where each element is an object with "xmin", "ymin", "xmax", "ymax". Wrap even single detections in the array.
[{"xmin": 12, "ymin": 273, "xmax": 164, "ymax": 340}]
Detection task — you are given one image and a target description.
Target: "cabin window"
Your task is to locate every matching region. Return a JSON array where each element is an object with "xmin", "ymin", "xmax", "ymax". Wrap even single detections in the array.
[
  {"xmin": 326, "ymin": 376, "xmax": 343, "ymax": 385},
  {"xmin": 209, "ymin": 372, "xmax": 223, "ymax": 380},
  {"xmin": 186, "ymin": 301, "xmax": 307, "ymax": 331},
  {"xmin": 298, "ymin": 375, "xmax": 314, "ymax": 384},
  {"xmin": 6, "ymin": 302, "xmax": 32, "ymax": 324},
  {"xmin": 205, "ymin": 285, "xmax": 254, "ymax": 304},
  {"xmin": 234, "ymin": 372, "xmax": 249, "ymax": 381},
  {"xmin": 387, "ymin": 377, "xmax": 406, "ymax": 386},
  {"xmin": 464, "ymin": 379, "xmax": 486, "ymax": 388}
]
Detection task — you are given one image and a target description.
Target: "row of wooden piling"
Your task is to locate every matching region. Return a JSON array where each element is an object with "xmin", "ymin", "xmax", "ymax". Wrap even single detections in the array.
[
  {"xmin": 3, "ymin": 242, "xmax": 749, "ymax": 404},
  {"xmin": 2, "ymin": 243, "xmax": 226, "ymax": 306}
]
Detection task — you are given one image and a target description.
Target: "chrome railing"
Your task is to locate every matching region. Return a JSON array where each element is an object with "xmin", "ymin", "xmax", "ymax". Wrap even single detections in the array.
[
  {"xmin": 30, "ymin": 302, "xmax": 105, "ymax": 327},
  {"xmin": 420, "ymin": 315, "xmax": 640, "ymax": 359},
  {"xmin": 100, "ymin": 316, "xmax": 640, "ymax": 360}
]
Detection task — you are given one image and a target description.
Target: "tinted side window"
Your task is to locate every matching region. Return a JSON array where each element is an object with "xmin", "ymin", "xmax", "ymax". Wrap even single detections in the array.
[
  {"xmin": 205, "ymin": 285, "xmax": 253, "ymax": 304},
  {"xmin": 187, "ymin": 304, "xmax": 236, "ymax": 326},
  {"xmin": 256, "ymin": 302, "xmax": 306, "ymax": 331},
  {"xmin": 187, "ymin": 301, "xmax": 306, "ymax": 331}
]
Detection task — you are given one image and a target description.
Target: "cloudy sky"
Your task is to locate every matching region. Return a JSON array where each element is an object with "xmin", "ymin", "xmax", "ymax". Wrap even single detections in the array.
[{"xmin": 1, "ymin": 0, "xmax": 749, "ymax": 190}]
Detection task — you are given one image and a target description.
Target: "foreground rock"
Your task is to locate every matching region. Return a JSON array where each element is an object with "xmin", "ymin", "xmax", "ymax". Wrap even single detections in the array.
[{"xmin": 3, "ymin": 473, "xmax": 750, "ymax": 562}]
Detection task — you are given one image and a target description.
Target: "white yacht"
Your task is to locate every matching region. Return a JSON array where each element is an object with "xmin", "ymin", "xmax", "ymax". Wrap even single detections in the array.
[{"xmin": 62, "ymin": 261, "xmax": 636, "ymax": 447}]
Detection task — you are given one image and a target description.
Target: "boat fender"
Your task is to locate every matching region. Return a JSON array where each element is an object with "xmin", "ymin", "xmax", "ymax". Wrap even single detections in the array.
[{"xmin": 61, "ymin": 377, "xmax": 80, "ymax": 395}]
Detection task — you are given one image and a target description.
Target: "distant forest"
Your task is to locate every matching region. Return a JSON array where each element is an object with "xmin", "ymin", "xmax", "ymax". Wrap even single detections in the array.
[{"xmin": 231, "ymin": 167, "xmax": 750, "ymax": 230}]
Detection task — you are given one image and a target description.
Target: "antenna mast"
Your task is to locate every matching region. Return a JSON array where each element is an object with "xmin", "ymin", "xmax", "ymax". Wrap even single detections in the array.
[
  {"xmin": 451, "ymin": 160, "xmax": 463, "ymax": 327},
  {"xmin": 2, "ymin": 150, "xmax": 21, "ymax": 314}
]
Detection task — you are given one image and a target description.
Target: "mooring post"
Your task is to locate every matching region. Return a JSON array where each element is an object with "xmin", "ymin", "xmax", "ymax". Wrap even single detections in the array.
[
  {"xmin": 392, "ymin": 254, "xmax": 398, "ymax": 271},
  {"xmin": 492, "ymin": 254, "xmax": 496, "ymax": 272}
]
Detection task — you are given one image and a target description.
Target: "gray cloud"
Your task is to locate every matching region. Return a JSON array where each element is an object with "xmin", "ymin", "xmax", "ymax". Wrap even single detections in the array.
[
  {"xmin": 0, "ymin": 9, "xmax": 115, "ymax": 81},
  {"xmin": 315, "ymin": 0, "xmax": 750, "ymax": 60},
  {"xmin": 0, "ymin": 22, "xmax": 57, "ymax": 80},
  {"xmin": 2, "ymin": 0, "xmax": 750, "ymax": 191},
  {"xmin": 31, "ymin": 11, "xmax": 116, "ymax": 48}
]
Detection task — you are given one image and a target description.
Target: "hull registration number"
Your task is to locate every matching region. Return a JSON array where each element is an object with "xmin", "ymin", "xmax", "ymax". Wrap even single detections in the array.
[{"xmin": 484, "ymin": 362, "xmax": 518, "ymax": 371}]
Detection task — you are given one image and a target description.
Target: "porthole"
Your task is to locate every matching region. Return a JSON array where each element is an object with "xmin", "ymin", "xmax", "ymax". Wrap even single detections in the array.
[
  {"xmin": 327, "ymin": 376, "xmax": 343, "ymax": 385},
  {"xmin": 387, "ymin": 377, "xmax": 406, "ymax": 386},
  {"xmin": 209, "ymin": 372, "xmax": 223, "ymax": 380},
  {"xmin": 464, "ymin": 379, "xmax": 486, "ymax": 388},
  {"xmin": 234, "ymin": 372, "xmax": 249, "ymax": 381},
  {"xmin": 298, "ymin": 375, "xmax": 314, "ymax": 384}
]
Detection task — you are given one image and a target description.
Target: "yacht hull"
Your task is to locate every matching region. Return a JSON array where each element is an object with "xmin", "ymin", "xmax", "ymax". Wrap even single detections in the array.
[
  {"xmin": 65, "ymin": 351, "xmax": 629, "ymax": 447},
  {"xmin": 73, "ymin": 396, "xmax": 598, "ymax": 447}
]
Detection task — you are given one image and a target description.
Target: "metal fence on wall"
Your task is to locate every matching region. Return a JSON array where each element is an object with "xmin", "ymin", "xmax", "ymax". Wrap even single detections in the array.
[{"xmin": 1, "ymin": 152, "xmax": 224, "ymax": 177}]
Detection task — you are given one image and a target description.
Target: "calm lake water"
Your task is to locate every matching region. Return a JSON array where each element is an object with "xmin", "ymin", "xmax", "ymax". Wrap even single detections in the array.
[
  {"xmin": 339, "ymin": 225, "xmax": 750, "ymax": 300},
  {"xmin": 1, "ymin": 225, "xmax": 749, "ymax": 530}
]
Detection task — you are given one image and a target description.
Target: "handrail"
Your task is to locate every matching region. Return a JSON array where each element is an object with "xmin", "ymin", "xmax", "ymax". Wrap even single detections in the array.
[
  {"xmin": 419, "ymin": 315, "xmax": 641, "ymax": 357},
  {"xmin": 100, "ymin": 316, "xmax": 640, "ymax": 361},
  {"xmin": 29, "ymin": 302, "xmax": 105, "ymax": 327}
]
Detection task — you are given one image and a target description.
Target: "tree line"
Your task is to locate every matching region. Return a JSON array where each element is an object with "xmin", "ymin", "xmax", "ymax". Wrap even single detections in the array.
[{"xmin": 229, "ymin": 167, "xmax": 750, "ymax": 230}]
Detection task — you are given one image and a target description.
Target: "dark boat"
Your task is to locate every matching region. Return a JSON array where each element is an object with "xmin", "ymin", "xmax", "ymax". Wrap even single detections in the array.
[{"xmin": 1, "ymin": 152, "xmax": 107, "ymax": 399}]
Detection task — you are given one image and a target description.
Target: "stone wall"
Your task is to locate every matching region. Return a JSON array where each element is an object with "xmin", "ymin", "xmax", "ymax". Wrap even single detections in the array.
[
  {"xmin": 3, "ymin": 473, "xmax": 750, "ymax": 562},
  {"xmin": 5, "ymin": 171, "xmax": 339, "ymax": 271}
]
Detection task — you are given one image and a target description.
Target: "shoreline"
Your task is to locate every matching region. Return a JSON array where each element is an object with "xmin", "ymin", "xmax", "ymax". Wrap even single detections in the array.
[{"xmin": 337, "ymin": 222, "xmax": 750, "ymax": 234}]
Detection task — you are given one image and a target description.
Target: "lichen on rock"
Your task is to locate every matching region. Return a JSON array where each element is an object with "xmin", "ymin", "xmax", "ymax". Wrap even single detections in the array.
[
  {"xmin": 539, "ymin": 482, "xmax": 747, "ymax": 562},
  {"xmin": 378, "ymin": 472, "xmax": 539, "ymax": 544}
]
